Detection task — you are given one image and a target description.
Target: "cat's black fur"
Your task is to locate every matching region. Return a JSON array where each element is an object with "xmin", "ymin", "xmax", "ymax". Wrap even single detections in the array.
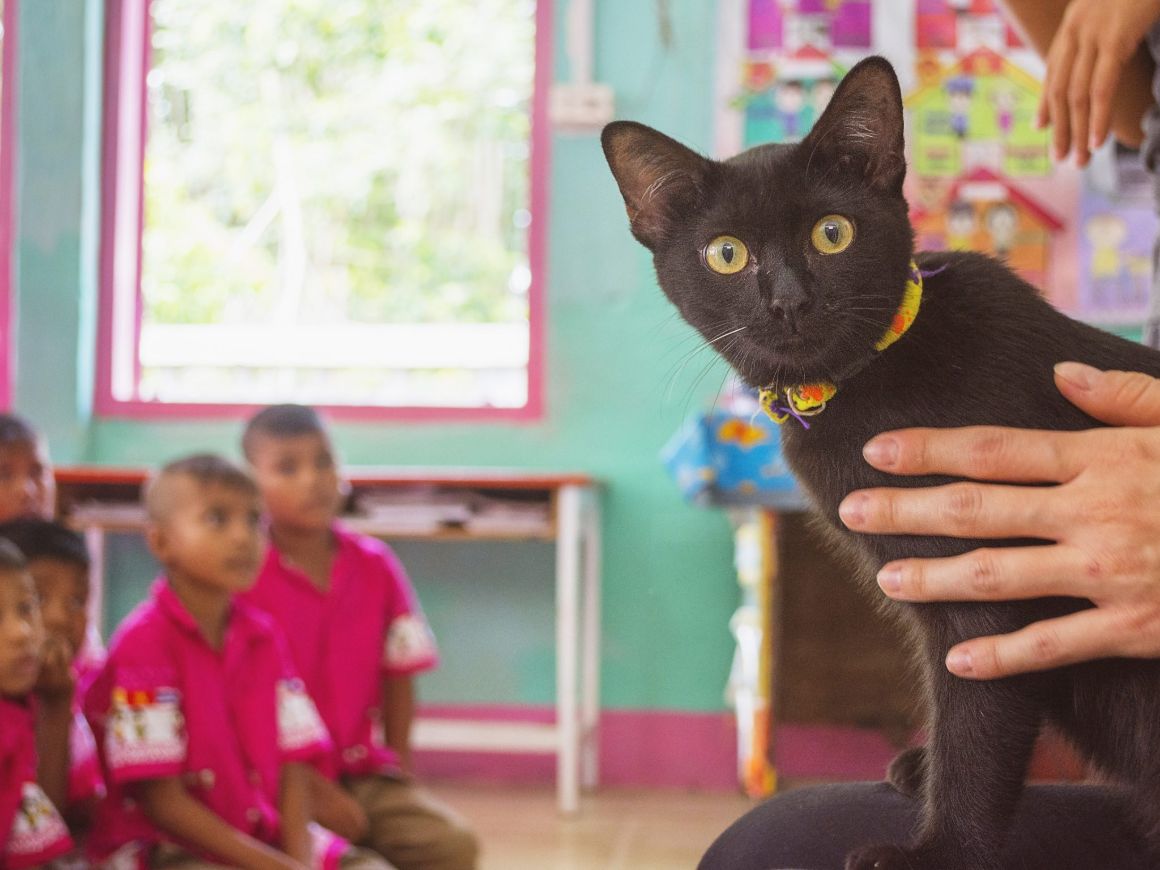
[{"xmin": 602, "ymin": 57, "xmax": 1160, "ymax": 870}]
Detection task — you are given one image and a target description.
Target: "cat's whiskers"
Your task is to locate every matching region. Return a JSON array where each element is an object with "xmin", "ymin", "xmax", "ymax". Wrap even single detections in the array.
[
  {"xmin": 658, "ymin": 321, "xmax": 735, "ymax": 364},
  {"xmin": 663, "ymin": 325, "xmax": 748, "ymax": 403}
]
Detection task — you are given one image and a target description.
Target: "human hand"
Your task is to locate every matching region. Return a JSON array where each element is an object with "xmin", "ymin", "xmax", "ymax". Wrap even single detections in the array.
[
  {"xmin": 34, "ymin": 633, "xmax": 76, "ymax": 704},
  {"xmin": 1037, "ymin": 0, "xmax": 1160, "ymax": 166},
  {"xmin": 837, "ymin": 362, "xmax": 1160, "ymax": 679},
  {"xmin": 307, "ymin": 772, "xmax": 368, "ymax": 843}
]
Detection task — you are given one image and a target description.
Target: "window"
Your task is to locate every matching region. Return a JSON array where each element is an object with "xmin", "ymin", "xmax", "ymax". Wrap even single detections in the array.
[
  {"xmin": 0, "ymin": 0, "xmax": 16, "ymax": 410},
  {"xmin": 99, "ymin": 0, "xmax": 547, "ymax": 419}
]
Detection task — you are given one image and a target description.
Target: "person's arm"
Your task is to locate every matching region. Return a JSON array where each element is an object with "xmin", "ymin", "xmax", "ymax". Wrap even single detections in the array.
[
  {"xmin": 1000, "ymin": 0, "xmax": 1158, "ymax": 163},
  {"xmin": 381, "ymin": 675, "xmax": 415, "ymax": 776},
  {"xmin": 304, "ymin": 767, "xmax": 368, "ymax": 843},
  {"xmin": 279, "ymin": 762, "xmax": 313, "ymax": 867},
  {"xmin": 34, "ymin": 634, "xmax": 75, "ymax": 810},
  {"xmin": 839, "ymin": 362, "xmax": 1160, "ymax": 679},
  {"xmin": 136, "ymin": 777, "xmax": 307, "ymax": 870}
]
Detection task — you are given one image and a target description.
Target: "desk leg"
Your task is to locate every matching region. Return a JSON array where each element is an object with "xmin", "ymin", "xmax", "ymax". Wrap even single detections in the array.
[
  {"xmin": 556, "ymin": 485, "xmax": 582, "ymax": 815},
  {"xmin": 580, "ymin": 486, "xmax": 601, "ymax": 790},
  {"xmin": 84, "ymin": 526, "xmax": 107, "ymax": 638}
]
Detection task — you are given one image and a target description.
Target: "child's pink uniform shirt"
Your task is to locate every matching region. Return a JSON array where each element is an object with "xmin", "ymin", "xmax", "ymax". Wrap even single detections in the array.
[
  {"xmin": 66, "ymin": 708, "xmax": 104, "ymax": 806},
  {"xmin": 84, "ymin": 580, "xmax": 336, "ymax": 864},
  {"xmin": 0, "ymin": 697, "xmax": 74, "ymax": 869},
  {"xmin": 240, "ymin": 525, "xmax": 439, "ymax": 777}
]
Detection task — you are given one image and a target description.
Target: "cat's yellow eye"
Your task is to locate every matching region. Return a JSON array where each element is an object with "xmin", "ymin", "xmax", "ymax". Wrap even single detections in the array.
[
  {"xmin": 811, "ymin": 215, "xmax": 855, "ymax": 254},
  {"xmin": 704, "ymin": 236, "xmax": 749, "ymax": 274}
]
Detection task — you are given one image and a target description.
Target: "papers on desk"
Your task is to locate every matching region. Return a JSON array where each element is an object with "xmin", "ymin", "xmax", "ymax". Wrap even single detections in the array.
[
  {"xmin": 68, "ymin": 501, "xmax": 149, "ymax": 528},
  {"xmin": 355, "ymin": 488, "xmax": 473, "ymax": 534},
  {"xmin": 354, "ymin": 487, "xmax": 552, "ymax": 537},
  {"xmin": 62, "ymin": 488, "xmax": 553, "ymax": 538}
]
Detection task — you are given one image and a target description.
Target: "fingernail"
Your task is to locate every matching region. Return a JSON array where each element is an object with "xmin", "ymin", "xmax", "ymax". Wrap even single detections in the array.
[
  {"xmin": 838, "ymin": 494, "xmax": 866, "ymax": 528},
  {"xmin": 877, "ymin": 565, "xmax": 902, "ymax": 594},
  {"xmin": 1054, "ymin": 361, "xmax": 1099, "ymax": 392},
  {"xmin": 863, "ymin": 436, "xmax": 899, "ymax": 469},
  {"xmin": 946, "ymin": 649, "xmax": 974, "ymax": 675}
]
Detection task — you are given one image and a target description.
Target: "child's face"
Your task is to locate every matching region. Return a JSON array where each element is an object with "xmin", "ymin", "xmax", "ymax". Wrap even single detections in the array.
[
  {"xmin": 248, "ymin": 432, "xmax": 343, "ymax": 533},
  {"xmin": 149, "ymin": 477, "xmax": 264, "ymax": 594},
  {"xmin": 30, "ymin": 557, "xmax": 88, "ymax": 656},
  {"xmin": 0, "ymin": 439, "xmax": 55, "ymax": 522},
  {"xmin": 0, "ymin": 569, "xmax": 43, "ymax": 697}
]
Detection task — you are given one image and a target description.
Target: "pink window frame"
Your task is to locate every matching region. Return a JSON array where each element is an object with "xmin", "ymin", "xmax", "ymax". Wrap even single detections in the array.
[
  {"xmin": 96, "ymin": 0, "xmax": 549, "ymax": 422},
  {"xmin": 0, "ymin": 0, "xmax": 19, "ymax": 411}
]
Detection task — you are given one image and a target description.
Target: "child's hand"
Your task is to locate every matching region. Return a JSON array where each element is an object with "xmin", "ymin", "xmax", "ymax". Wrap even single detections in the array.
[
  {"xmin": 34, "ymin": 633, "xmax": 76, "ymax": 704},
  {"xmin": 1038, "ymin": 0, "xmax": 1160, "ymax": 166},
  {"xmin": 307, "ymin": 772, "xmax": 368, "ymax": 843}
]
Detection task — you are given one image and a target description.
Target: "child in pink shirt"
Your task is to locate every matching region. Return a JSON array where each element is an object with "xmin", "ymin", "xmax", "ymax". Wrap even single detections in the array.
[
  {"xmin": 241, "ymin": 406, "xmax": 478, "ymax": 870},
  {"xmin": 0, "ymin": 416, "xmax": 108, "ymax": 849},
  {"xmin": 0, "ymin": 519, "xmax": 105, "ymax": 836},
  {"xmin": 83, "ymin": 455, "xmax": 390, "ymax": 870},
  {"xmin": 0, "ymin": 538, "xmax": 74, "ymax": 868}
]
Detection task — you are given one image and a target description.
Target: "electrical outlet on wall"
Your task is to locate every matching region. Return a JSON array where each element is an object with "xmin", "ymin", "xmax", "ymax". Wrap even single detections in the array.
[{"xmin": 550, "ymin": 82, "xmax": 615, "ymax": 131}]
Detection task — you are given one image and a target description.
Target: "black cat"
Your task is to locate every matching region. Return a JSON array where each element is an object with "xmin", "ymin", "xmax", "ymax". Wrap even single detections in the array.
[{"xmin": 602, "ymin": 57, "xmax": 1160, "ymax": 870}]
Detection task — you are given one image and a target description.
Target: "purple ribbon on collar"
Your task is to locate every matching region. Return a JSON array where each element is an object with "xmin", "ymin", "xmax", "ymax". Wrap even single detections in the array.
[
  {"xmin": 917, "ymin": 264, "xmax": 948, "ymax": 279},
  {"xmin": 766, "ymin": 396, "xmax": 813, "ymax": 430}
]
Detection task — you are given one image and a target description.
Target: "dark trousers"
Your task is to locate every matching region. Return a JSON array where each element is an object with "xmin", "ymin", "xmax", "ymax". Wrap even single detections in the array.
[{"xmin": 699, "ymin": 782, "xmax": 1151, "ymax": 870}]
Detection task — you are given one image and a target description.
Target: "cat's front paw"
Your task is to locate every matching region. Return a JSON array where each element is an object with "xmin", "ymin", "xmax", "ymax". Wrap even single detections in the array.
[{"xmin": 844, "ymin": 843, "xmax": 917, "ymax": 870}]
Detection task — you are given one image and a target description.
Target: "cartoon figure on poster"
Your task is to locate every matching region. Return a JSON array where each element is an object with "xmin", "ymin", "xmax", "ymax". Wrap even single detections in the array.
[
  {"xmin": 946, "ymin": 76, "xmax": 973, "ymax": 139},
  {"xmin": 946, "ymin": 201, "xmax": 976, "ymax": 250},
  {"xmin": 1078, "ymin": 192, "xmax": 1156, "ymax": 321},
  {"xmin": 984, "ymin": 202, "xmax": 1018, "ymax": 258}
]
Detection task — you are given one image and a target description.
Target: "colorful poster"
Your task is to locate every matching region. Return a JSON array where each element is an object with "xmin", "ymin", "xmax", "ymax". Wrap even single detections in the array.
[
  {"xmin": 905, "ymin": 49, "xmax": 1049, "ymax": 177},
  {"xmin": 916, "ymin": 0, "xmax": 1024, "ymax": 53},
  {"xmin": 746, "ymin": 0, "xmax": 872, "ymax": 52},
  {"xmin": 738, "ymin": 48, "xmax": 842, "ymax": 147},
  {"xmin": 1077, "ymin": 187, "xmax": 1156, "ymax": 324},
  {"xmin": 910, "ymin": 167, "xmax": 1062, "ymax": 288}
]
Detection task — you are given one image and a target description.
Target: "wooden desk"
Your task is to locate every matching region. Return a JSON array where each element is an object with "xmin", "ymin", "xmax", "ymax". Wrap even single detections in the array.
[{"xmin": 55, "ymin": 466, "xmax": 603, "ymax": 814}]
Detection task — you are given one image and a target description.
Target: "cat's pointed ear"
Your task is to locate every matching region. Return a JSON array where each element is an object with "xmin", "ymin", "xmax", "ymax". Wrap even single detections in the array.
[
  {"xmin": 801, "ymin": 56, "xmax": 906, "ymax": 194},
  {"xmin": 601, "ymin": 121, "xmax": 711, "ymax": 249}
]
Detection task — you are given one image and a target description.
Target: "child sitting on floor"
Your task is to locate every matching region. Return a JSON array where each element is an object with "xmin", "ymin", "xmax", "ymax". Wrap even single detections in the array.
[
  {"xmin": 0, "ymin": 414, "xmax": 105, "ymax": 680},
  {"xmin": 0, "ymin": 539, "xmax": 75, "ymax": 868},
  {"xmin": 0, "ymin": 518, "xmax": 105, "ymax": 839},
  {"xmin": 83, "ymin": 454, "xmax": 391, "ymax": 870},
  {"xmin": 241, "ymin": 405, "xmax": 478, "ymax": 870}
]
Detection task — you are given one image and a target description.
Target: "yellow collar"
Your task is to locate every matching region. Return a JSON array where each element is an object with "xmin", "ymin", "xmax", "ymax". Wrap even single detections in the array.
[{"xmin": 759, "ymin": 260, "xmax": 925, "ymax": 427}]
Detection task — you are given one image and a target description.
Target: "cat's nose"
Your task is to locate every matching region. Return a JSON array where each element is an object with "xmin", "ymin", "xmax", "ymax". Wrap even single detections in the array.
[{"xmin": 767, "ymin": 291, "xmax": 813, "ymax": 330}]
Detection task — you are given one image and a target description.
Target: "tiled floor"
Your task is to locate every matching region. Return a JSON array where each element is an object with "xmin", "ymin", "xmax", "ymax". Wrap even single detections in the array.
[{"xmin": 429, "ymin": 783, "xmax": 756, "ymax": 870}]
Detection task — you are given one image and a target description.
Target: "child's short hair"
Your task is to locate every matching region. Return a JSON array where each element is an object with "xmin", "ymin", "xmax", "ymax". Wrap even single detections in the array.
[
  {"xmin": 0, "ymin": 537, "xmax": 28, "ymax": 572},
  {"xmin": 144, "ymin": 454, "xmax": 258, "ymax": 521},
  {"xmin": 0, "ymin": 413, "xmax": 39, "ymax": 447},
  {"xmin": 242, "ymin": 404, "xmax": 326, "ymax": 459},
  {"xmin": 0, "ymin": 519, "xmax": 89, "ymax": 570}
]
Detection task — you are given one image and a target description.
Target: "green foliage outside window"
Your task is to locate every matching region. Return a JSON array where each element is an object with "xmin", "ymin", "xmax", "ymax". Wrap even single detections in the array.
[{"xmin": 142, "ymin": 0, "xmax": 534, "ymax": 329}]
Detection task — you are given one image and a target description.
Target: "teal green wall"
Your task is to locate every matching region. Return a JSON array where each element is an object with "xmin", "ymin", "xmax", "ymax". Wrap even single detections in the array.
[{"xmin": 15, "ymin": 1, "xmax": 739, "ymax": 712}]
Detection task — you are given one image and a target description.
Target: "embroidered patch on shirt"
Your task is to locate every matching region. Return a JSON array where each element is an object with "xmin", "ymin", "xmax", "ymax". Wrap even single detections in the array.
[
  {"xmin": 383, "ymin": 614, "xmax": 437, "ymax": 670},
  {"xmin": 5, "ymin": 781, "xmax": 72, "ymax": 862},
  {"xmin": 277, "ymin": 678, "xmax": 329, "ymax": 753},
  {"xmin": 105, "ymin": 686, "xmax": 187, "ymax": 770}
]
